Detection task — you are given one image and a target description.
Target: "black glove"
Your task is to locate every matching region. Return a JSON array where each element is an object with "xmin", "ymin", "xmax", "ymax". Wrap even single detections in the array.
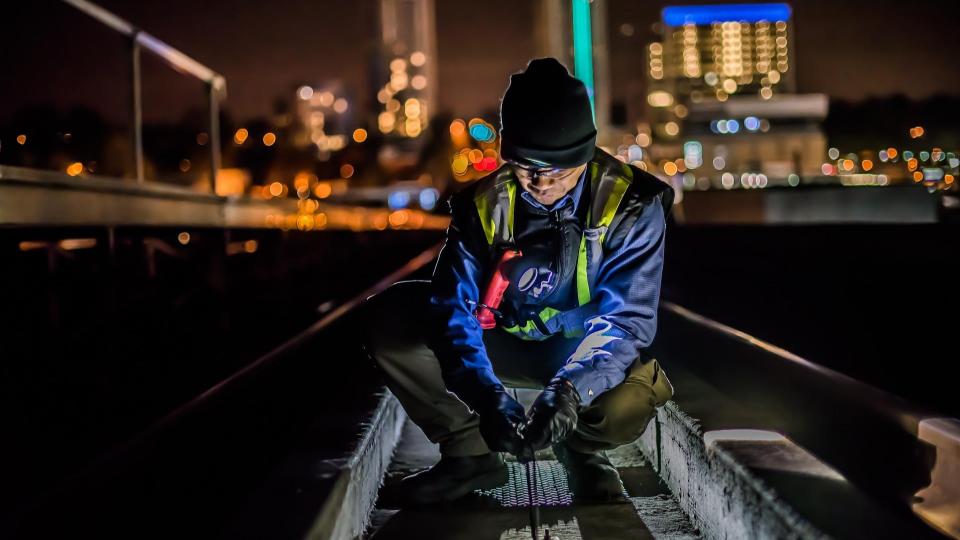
[
  {"xmin": 476, "ymin": 386, "xmax": 526, "ymax": 455},
  {"xmin": 522, "ymin": 378, "xmax": 580, "ymax": 451}
]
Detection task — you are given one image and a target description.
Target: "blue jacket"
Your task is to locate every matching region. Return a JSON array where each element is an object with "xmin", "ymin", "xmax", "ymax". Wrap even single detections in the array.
[{"xmin": 429, "ymin": 154, "xmax": 671, "ymax": 407}]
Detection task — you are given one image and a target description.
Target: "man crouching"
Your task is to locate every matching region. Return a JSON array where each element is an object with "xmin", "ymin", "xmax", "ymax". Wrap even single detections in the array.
[{"xmin": 364, "ymin": 58, "xmax": 674, "ymax": 504}]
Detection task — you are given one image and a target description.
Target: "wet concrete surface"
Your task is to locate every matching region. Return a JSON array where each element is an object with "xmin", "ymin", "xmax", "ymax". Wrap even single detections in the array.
[
  {"xmin": 650, "ymin": 331, "xmax": 951, "ymax": 539},
  {"xmin": 368, "ymin": 419, "xmax": 700, "ymax": 540}
]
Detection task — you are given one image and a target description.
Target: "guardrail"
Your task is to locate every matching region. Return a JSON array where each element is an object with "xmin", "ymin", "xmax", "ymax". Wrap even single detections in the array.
[{"xmin": 50, "ymin": 0, "xmax": 226, "ymax": 190}]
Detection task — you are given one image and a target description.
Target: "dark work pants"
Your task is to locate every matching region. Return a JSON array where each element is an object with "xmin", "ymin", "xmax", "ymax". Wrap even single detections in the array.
[{"xmin": 363, "ymin": 281, "xmax": 673, "ymax": 456}]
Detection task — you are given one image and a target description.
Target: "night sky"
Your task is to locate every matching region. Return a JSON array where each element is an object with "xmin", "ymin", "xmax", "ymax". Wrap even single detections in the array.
[{"xmin": 3, "ymin": 0, "xmax": 959, "ymax": 125}]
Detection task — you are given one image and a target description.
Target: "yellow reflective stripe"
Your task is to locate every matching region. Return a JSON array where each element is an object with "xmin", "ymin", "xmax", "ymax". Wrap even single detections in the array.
[
  {"xmin": 597, "ymin": 177, "xmax": 630, "ymax": 244},
  {"xmin": 505, "ymin": 179, "xmax": 516, "ymax": 241},
  {"xmin": 503, "ymin": 320, "xmax": 539, "ymax": 340},
  {"xmin": 576, "ymin": 227, "xmax": 590, "ymax": 305},
  {"xmin": 475, "ymin": 178, "xmax": 518, "ymax": 246},
  {"xmin": 538, "ymin": 306, "xmax": 562, "ymax": 323},
  {"xmin": 474, "ymin": 189, "xmax": 496, "ymax": 246},
  {"xmin": 504, "ymin": 306, "xmax": 563, "ymax": 340},
  {"xmin": 599, "ymin": 178, "xmax": 630, "ymax": 227}
]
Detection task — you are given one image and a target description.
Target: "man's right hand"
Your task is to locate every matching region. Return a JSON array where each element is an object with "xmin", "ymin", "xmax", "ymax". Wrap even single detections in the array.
[{"xmin": 476, "ymin": 386, "xmax": 526, "ymax": 455}]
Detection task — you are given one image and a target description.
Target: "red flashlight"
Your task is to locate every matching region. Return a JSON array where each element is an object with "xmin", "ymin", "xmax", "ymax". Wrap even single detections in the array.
[{"xmin": 474, "ymin": 248, "xmax": 521, "ymax": 329}]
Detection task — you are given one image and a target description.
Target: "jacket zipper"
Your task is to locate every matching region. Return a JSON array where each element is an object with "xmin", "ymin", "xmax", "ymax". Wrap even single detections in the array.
[{"xmin": 552, "ymin": 209, "xmax": 567, "ymax": 301}]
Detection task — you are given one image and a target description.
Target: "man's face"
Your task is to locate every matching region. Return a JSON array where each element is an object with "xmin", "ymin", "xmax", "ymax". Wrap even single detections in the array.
[{"xmin": 511, "ymin": 162, "xmax": 586, "ymax": 206}]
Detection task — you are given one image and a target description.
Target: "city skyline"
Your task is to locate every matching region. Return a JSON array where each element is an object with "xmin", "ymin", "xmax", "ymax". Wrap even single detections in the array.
[{"xmin": 3, "ymin": 0, "xmax": 959, "ymax": 126}]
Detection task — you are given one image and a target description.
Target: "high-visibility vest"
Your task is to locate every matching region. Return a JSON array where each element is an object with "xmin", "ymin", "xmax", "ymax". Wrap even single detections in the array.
[{"xmin": 474, "ymin": 157, "xmax": 635, "ymax": 341}]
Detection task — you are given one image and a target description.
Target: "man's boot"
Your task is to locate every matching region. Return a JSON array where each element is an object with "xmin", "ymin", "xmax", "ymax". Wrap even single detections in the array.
[
  {"xmin": 552, "ymin": 442, "xmax": 625, "ymax": 501},
  {"xmin": 400, "ymin": 453, "xmax": 508, "ymax": 505}
]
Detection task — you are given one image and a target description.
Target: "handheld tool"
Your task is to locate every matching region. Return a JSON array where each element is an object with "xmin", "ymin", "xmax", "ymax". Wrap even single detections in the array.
[
  {"xmin": 524, "ymin": 448, "xmax": 540, "ymax": 540},
  {"xmin": 518, "ymin": 422, "xmax": 558, "ymax": 540},
  {"xmin": 474, "ymin": 248, "xmax": 521, "ymax": 329}
]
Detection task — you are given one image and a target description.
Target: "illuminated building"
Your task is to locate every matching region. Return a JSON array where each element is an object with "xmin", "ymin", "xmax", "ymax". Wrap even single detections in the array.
[
  {"xmin": 293, "ymin": 82, "xmax": 353, "ymax": 160},
  {"xmin": 646, "ymin": 3, "xmax": 828, "ymax": 183},
  {"xmin": 650, "ymin": 4, "xmax": 795, "ymax": 108},
  {"xmin": 377, "ymin": 0, "xmax": 436, "ymax": 168},
  {"xmin": 682, "ymin": 94, "xmax": 828, "ymax": 181}
]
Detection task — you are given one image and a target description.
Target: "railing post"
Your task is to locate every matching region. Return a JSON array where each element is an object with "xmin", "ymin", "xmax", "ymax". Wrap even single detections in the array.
[
  {"xmin": 131, "ymin": 33, "xmax": 144, "ymax": 183},
  {"xmin": 208, "ymin": 80, "xmax": 221, "ymax": 195}
]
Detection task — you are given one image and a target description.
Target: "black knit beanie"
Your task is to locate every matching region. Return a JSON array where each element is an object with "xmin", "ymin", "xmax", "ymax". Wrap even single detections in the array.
[{"xmin": 499, "ymin": 58, "xmax": 597, "ymax": 169}]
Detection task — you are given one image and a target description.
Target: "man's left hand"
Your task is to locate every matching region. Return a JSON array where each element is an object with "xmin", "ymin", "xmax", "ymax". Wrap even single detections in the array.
[{"xmin": 523, "ymin": 378, "xmax": 580, "ymax": 450}]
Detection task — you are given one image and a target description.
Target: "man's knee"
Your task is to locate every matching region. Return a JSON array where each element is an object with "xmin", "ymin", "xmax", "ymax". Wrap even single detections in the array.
[
  {"xmin": 362, "ymin": 280, "xmax": 432, "ymax": 366},
  {"xmin": 578, "ymin": 359, "xmax": 673, "ymax": 446},
  {"xmin": 588, "ymin": 388, "xmax": 657, "ymax": 445}
]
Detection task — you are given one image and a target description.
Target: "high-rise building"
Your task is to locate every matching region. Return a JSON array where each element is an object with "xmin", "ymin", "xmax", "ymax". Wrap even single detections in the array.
[
  {"xmin": 654, "ymin": 4, "xmax": 794, "ymax": 102},
  {"xmin": 376, "ymin": 0, "xmax": 436, "ymax": 157},
  {"xmin": 645, "ymin": 3, "xmax": 827, "ymax": 184},
  {"xmin": 647, "ymin": 3, "xmax": 795, "ymax": 138},
  {"xmin": 293, "ymin": 82, "xmax": 353, "ymax": 160}
]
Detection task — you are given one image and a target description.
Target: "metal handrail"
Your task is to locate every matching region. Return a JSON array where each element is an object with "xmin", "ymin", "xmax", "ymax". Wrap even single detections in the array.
[
  {"xmin": 57, "ymin": 0, "xmax": 227, "ymax": 190},
  {"xmin": 0, "ymin": 163, "xmax": 223, "ymax": 202},
  {"xmin": 62, "ymin": 0, "xmax": 225, "ymax": 87}
]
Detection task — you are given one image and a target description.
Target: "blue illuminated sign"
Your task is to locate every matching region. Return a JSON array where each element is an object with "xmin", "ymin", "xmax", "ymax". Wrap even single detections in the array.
[{"xmin": 662, "ymin": 4, "xmax": 792, "ymax": 26}]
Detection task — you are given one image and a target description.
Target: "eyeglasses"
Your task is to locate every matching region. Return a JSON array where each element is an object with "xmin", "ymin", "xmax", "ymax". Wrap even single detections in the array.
[{"xmin": 508, "ymin": 161, "xmax": 566, "ymax": 178}]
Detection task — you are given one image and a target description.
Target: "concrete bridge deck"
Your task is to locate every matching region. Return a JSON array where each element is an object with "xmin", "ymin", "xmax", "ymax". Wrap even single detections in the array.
[{"xmin": 3, "ymin": 236, "xmax": 958, "ymax": 539}]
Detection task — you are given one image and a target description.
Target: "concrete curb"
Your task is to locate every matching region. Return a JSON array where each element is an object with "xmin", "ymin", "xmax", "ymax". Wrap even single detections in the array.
[
  {"xmin": 305, "ymin": 392, "xmax": 407, "ymax": 540},
  {"xmin": 637, "ymin": 401, "xmax": 828, "ymax": 540}
]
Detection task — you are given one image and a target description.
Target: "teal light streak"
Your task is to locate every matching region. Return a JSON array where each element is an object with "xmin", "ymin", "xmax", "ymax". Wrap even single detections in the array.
[{"xmin": 571, "ymin": 0, "xmax": 595, "ymax": 118}]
